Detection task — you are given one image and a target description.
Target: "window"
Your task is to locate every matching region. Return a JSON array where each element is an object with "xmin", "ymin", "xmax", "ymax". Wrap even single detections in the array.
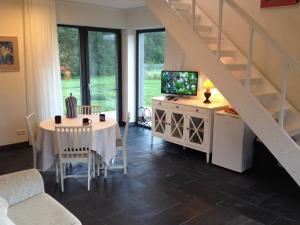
[
  {"xmin": 137, "ymin": 29, "xmax": 165, "ymax": 125},
  {"xmin": 57, "ymin": 25, "xmax": 122, "ymax": 120}
]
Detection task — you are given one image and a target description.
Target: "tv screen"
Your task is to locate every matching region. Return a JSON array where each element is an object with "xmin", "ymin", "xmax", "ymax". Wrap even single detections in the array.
[{"xmin": 161, "ymin": 71, "xmax": 198, "ymax": 96}]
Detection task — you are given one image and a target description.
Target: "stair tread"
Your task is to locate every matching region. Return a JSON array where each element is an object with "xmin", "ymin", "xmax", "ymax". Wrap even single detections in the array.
[
  {"xmin": 266, "ymin": 105, "xmax": 292, "ymax": 117},
  {"xmin": 196, "ymin": 25, "xmax": 213, "ymax": 32},
  {"xmin": 231, "ymin": 70, "xmax": 262, "ymax": 80},
  {"xmin": 285, "ymin": 120, "xmax": 300, "ymax": 136},
  {"xmin": 252, "ymin": 89, "xmax": 277, "ymax": 97}
]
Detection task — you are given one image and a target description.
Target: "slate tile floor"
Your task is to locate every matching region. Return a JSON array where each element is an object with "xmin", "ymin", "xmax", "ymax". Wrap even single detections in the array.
[{"xmin": 1, "ymin": 126, "xmax": 300, "ymax": 225}]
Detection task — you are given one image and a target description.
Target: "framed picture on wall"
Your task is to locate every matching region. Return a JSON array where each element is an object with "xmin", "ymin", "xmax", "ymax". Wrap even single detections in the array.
[
  {"xmin": 261, "ymin": 0, "xmax": 299, "ymax": 8},
  {"xmin": 0, "ymin": 36, "xmax": 19, "ymax": 72}
]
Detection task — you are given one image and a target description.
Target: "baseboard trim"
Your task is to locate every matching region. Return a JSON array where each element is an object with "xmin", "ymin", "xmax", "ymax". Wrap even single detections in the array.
[{"xmin": 0, "ymin": 142, "xmax": 29, "ymax": 151}]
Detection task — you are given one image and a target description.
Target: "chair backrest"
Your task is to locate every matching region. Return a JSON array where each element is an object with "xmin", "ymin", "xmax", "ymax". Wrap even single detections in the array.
[
  {"xmin": 25, "ymin": 113, "xmax": 38, "ymax": 148},
  {"xmin": 77, "ymin": 105, "xmax": 101, "ymax": 115},
  {"xmin": 55, "ymin": 126, "xmax": 92, "ymax": 158},
  {"xmin": 122, "ymin": 112, "xmax": 130, "ymax": 146}
]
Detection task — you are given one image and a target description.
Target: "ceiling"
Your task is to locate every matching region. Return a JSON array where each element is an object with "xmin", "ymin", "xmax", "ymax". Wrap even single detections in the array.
[{"xmin": 57, "ymin": 0, "xmax": 146, "ymax": 9}]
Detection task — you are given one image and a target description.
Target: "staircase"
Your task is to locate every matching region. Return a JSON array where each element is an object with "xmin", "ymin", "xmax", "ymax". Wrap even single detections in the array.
[{"xmin": 146, "ymin": 0, "xmax": 300, "ymax": 186}]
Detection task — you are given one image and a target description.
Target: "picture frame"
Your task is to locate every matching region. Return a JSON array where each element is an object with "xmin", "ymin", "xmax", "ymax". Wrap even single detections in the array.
[
  {"xmin": 261, "ymin": 0, "xmax": 299, "ymax": 8},
  {"xmin": 0, "ymin": 36, "xmax": 19, "ymax": 72}
]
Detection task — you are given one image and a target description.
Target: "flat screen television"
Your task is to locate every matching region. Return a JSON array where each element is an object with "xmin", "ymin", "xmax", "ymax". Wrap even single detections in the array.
[{"xmin": 161, "ymin": 70, "xmax": 198, "ymax": 96}]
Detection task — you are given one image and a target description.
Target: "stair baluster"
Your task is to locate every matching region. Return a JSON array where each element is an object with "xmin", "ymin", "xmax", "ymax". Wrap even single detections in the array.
[
  {"xmin": 279, "ymin": 61, "xmax": 289, "ymax": 129},
  {"xmin": 246, "ymin": 27, "xmax": 254, "ymax": 92},
  {"xmin": 217, "ymin": 0, "xmax": 224, "ymax": 60}
]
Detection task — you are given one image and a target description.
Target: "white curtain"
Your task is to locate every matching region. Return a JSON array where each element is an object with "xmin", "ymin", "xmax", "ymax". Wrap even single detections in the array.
[{"xmin": 24, "ymin": 0, "xmax": 63, "ymax": 121}]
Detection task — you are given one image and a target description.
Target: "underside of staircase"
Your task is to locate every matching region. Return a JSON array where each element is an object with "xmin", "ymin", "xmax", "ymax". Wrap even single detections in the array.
[{"xmin": 146, "ymin": 0, "xmax": 300, "ymax": 186}]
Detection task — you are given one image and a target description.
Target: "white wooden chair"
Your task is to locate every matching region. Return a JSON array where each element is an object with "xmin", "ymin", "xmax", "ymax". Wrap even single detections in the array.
[
  {"xmin": 103, "ymin": 112, "xmax": 130, "ymax": 178},
  {"xmin": 77, "ymin": 105, "xmax": 101, "ymax": 115},
  {"xmin": 25, "ymin": 113, "xmax": 39, "ymax": 169},
  {"xmin": 55, "ymin": 125, "xmax": 93, "ymax": 192}
]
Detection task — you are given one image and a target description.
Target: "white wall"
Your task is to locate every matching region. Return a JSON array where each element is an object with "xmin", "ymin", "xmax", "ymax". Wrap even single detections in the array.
[
  {"xmin": 56, "ymin": 1, "xmax": 127, "ymax": 28},
  {"xmin": 122, "ymin": 29, "xmax": 136, "ymax": 122},
  {"xmin": 127, "ymin": 6, "xmax": 162, "ymax": 29},
  {"xmin": 197, "ymin": 0, "xmax": 300, "ymax": 110},
  {"xmin": 0, "ymin": 0, "xmax": 27, "ymax": 146}
]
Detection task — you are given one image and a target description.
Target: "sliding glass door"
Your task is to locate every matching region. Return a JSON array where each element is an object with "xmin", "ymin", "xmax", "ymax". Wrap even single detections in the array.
[
  {"xmin": 57, "ymin": 26, "xmax": 121, "ymax": 120},
  {"xmin": 57, "ymin": 26, "xmax": 82, "ymax": 108},
  {"xmin": 88, "ymin": 31, "xmax": 119, "ymax": 118},
  {"xmin": 137, "ymin": 29, "xmax": 165, "ymax": 125}
]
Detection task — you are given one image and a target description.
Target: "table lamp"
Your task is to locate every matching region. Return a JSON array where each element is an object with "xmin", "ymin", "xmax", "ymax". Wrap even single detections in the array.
[{"xmin": 203, "ymin": 79, "xmax": 215, "ymax": 104}]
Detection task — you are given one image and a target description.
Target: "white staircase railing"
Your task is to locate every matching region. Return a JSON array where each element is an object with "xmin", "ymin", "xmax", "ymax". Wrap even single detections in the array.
[
  {"xmin": 188, "ymin": 0, "xmax": 300, "ymax": 130},
  {"xmin": 147, "ymin": 0, "xmax": 300, "ymax": 186}
]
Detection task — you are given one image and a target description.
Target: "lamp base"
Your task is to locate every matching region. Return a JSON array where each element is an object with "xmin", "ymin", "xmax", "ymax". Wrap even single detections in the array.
[{"xmin": 203, "ymin": 91, "xmax": 211, "ymax": 104}]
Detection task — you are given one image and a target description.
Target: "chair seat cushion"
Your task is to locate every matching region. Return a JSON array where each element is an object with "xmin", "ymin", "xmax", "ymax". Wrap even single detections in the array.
[{"xmin": 8, "ymin": 193, "xmax": 81, "ymax": 225}]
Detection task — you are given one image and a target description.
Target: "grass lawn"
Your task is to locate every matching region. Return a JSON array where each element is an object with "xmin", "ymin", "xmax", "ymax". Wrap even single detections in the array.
[
  {"xmin": 61, "ymin": 75, "xmax": 161, "ymax": 113},
  {"xmin": 143, "ymin": 79, "xmax": 161, "ymax": 107}
]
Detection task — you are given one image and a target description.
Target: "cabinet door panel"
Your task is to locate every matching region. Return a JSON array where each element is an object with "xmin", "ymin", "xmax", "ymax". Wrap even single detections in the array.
[
  {"xmin": 169, "ymin": 110, "xmax": 185, "ymax": 141},
  {"xmin": 152, "ymin": 107, "xmax": 168, "ymax": 136},
  {"xmin": 186, "ymin": 112, "xmax": 208, "ymax": 150}
]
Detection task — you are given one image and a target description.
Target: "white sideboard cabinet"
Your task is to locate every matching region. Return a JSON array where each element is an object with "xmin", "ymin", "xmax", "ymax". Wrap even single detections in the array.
[{"xmin": 151, "ymin": 96, "xmax": 227, "ymax": 162}]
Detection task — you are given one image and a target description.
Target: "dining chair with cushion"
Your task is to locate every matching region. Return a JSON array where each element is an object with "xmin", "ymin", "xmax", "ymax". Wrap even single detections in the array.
[
  {"xmin": 25, "ymin": 113, "xmax": 39, "ymax": 169},
  {"xmin": 77, "ymin": 105, "xmax": 101, "ymax": 115},
  {"xmin": 104, "ymin": 112, "xmax": 130, "ymax": 178},
  {"xmin": 55, "ymin": 125, "xmax": 93, "ymax": 192}
]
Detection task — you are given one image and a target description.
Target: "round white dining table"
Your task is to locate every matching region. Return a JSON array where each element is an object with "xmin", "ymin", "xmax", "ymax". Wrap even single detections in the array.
[{"xmin": 36, "ymin": 115, "xmax": 119, "ymax": 171}]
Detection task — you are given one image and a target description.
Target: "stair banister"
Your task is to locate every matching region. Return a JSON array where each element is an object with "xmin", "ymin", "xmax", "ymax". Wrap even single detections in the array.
[
  {"xmin": 217, "ymin": 0, "xmax": 224, "ymax": 60},
  {"xmin": 192, "ymin": 0, "xmax": 196, "ymax": 31},
  {"xmin": 223, "ymin": 0, "xmax": 300, "ymax": 72},
  {"xmin": 246, "ymin": 27, "xmax": 254, "ymax": 92},
  {"xmin": 279, "ymin": 61, "xmax": 290, "ymax": 128}
]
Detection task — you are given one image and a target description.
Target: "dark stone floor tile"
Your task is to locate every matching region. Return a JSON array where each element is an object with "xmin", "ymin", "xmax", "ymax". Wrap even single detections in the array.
[
  {"xmin": 258, "ymin": 191, "xmax": 300, "ymax": 222},
  {"xmin": 211, "ymin": 181, "xmax": 268, "ymax": 205},
  {"xmin": 220, "ymin": 198, "xmax": 278, "ymax": 224},
  {"xmin": 130, "ymin": 186, "xmax": 179, "ymax": 210},
  {"xmin": 135, "ymin": 173, "xmax": 177, "ymax": 193},
  {"xmin": 184, "ymin": 206, "xmax": 262, "ymax": 225},
  {"xmin": 271, "ymin": 217, "xmax": 300, "ymax": 225},
  {"xmin": 144, "ymin": 203, "xmax": 199, "ymax": 225},
  {"xmin": 72, "ymin": 209, "xmax": 105, "ymax": 225},
  {"xmin": 124, "ymin": 201, "xmax": 168, "ymax": 220},
  {"xmin": 165, "ymin": 188, "xmax": 211, "ymax": 212},
  {"xmin": 180, "ymin": 182, "xmax": 228, "ymax": 205},
  {"xmin": 165, "ymin": 171, "xmax": 200, "ymax": 186},
  {"xmin": 102, "ymin": 211, "xmax": 146, "ymax": 225}
]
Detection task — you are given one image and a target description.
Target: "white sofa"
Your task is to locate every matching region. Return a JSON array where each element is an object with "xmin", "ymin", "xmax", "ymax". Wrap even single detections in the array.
[{"xmin": 0, "ymin": 169, "xmax": 81, "ymax": 225}]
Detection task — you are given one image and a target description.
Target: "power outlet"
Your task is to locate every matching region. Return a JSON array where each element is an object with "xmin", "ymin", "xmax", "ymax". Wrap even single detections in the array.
[{"xmin": 16, "ymin": 129, "xmax": 26, "ymax": 136}]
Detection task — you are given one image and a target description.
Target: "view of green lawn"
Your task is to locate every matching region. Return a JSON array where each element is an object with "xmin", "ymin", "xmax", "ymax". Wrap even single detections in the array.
[{"xmin": 61, "ymin": 73, "xmax": 161, "ymax": 112}]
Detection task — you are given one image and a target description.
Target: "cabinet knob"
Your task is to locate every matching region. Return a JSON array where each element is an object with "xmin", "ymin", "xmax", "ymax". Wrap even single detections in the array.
[
  {"xmin": 187, "ymin": 127, "xmax": 189, "ymax": 130},
  {"xmin": 196, "ymin": 109, "xmax": 199, "ymax": 112},
  {"xmin": 159, "ymin": 103, "xmax": 161, "ymax": 105},
  {"xmin": 176, "ymin": 106, "xmax": 179, "ymax": 108}
]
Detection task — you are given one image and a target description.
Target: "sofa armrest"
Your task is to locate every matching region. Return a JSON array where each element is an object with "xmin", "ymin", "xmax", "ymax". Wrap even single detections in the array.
[{"xmin": 0, "ymin": 169, "xmax": 45, "ymax": 206}]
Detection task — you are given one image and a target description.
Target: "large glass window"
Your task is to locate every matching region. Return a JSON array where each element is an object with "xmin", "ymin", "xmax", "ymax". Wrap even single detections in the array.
[
  {"xmin": 137, "ymin": 30, "xmax": 165, "ymax": 109},
  {"xmin": 57, "ymin": 26, "xmax": 121, "ymax": 119},
  {"xmin": 57, "ymin": 27, "xmax": 81, "ymax": 111}
]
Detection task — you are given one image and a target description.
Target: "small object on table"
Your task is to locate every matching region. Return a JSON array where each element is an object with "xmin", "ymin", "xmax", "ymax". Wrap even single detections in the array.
[
  {"xmin": 100, "ymin": 114, "xmax": 105, "ymax": 122},
  {"xmin": 203, "ymin": 79, "xmax": 215, "ymax": 104},
  {"xmin": 65, "ymin": 93, "xmax": 77, "ymax": 118},
  {"xmin": 55, "ymin": 115, "xmax": 61, "ymax": 124},
  {"xmin": 82, "ymin": 118, "xmax": 92, "ymax": 126},
  {"xmin": 224, "ymin": 106, "xmax": 239, "ymax": 115}
]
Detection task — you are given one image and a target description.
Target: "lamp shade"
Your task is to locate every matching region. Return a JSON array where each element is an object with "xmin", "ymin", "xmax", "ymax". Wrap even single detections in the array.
[{"xmin": 203, "ymin": 79, "xmax": 215, "ymax": 90}]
